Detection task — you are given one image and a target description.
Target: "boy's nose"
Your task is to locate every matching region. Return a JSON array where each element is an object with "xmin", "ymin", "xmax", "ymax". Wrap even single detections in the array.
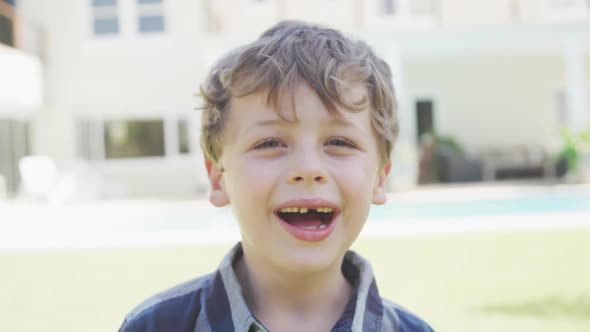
[
  {"xmin": 288, "ymin": 172, "xmax": 327, "ymax": 184},
  {"xmin": 287, "ymin": 151, "xmax": 328, "ymax": 185}
]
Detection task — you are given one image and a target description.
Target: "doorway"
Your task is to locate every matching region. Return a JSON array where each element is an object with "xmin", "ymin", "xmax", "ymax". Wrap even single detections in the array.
[
  {"xmin": 416, "ymin": 99, "xmax": 435, "ymax": 140},
  {"xmin": 0, "ymin": 119, "xmax": 31, "ymax": 196},
  {"xmin": 415, "ymin": 98, "xmax": 438, "ymax": 184}
]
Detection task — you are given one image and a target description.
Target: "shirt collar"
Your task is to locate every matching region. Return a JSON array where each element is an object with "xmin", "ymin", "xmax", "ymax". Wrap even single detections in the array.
[{"xmin": 204, "ymin": 243, "xmax": 383, "ymax": 332}]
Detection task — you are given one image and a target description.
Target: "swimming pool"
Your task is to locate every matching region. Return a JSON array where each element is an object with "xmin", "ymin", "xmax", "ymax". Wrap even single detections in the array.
[
  {"xmin": 3, "ymin": 187, "xmax": 589, "ymax": 250},
  {"xmin": 369, "ymin": 190, "xmax": 590, "ymax": 220}
]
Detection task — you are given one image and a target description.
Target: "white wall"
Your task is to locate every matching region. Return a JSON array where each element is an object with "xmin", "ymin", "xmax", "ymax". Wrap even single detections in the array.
[
  {"xmin": 0, "ymin": 44, "xmax": 42, "ymax": 116},
  {"xmin": 208, "ymin": 0, "xmax": 279, "ymax": 36},
  {"xmin": 404, "ymin": 54, "xmax": 569, "ymax": 154}
]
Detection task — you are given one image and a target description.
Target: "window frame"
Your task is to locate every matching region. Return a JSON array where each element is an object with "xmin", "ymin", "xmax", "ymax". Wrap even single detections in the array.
[
  {"xmin": 86, "ymin": 0, "xmax": 169, "ymax": 43},
  {"xmin": 103, "ymin": 118, "xmax": 167, "ymax": 160},
  {"xmin": 76, "ymin": 114, "xmax": 195, "ymax": 162}
]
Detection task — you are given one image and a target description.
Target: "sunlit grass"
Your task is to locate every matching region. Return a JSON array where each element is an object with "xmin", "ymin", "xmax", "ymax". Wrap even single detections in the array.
[
  {"xmin": 2, "ymin": 229, "xmax": 589, "ymax": 332},
  {"xmin": 352, "ymin": 230, "xmax": 590, "ymax": 331}
]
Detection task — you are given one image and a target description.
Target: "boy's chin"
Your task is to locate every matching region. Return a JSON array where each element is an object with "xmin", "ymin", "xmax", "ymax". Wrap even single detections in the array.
[{"xmin": 269, "ymin": 244, "xmax": 348, "ymax": 274}]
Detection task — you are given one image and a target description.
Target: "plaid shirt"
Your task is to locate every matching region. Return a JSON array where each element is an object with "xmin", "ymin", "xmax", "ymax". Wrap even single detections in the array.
[{"xmin": 119, "ymin": 243, "xmax": 434, "ymax": 332}]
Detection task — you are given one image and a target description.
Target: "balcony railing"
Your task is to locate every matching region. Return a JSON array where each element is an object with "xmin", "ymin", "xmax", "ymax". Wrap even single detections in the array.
[{"xmin": 0, "ymin": 1, "xmax": 16, "ymax": 47}]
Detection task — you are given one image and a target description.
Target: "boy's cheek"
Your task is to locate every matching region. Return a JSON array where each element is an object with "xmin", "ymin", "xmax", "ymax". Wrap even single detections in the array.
[
  {"xmin": 226, "ymin": 161, "xmax": 277, "ymax": 194},
  {"xmin": 333, "ymin": 160, "xmax": 378, "ymax": 182}
]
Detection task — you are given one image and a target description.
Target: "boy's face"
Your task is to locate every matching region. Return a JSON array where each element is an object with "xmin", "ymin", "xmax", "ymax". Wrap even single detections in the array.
[{"xmin": 206, "ymin": 83, "xmax": 390, "ymax": 272}]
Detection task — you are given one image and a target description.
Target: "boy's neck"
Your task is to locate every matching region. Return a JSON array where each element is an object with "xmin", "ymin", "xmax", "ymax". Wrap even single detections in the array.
[{"xmin": 233, "ymin": 247, "xmax": 354, "ymax": 332}]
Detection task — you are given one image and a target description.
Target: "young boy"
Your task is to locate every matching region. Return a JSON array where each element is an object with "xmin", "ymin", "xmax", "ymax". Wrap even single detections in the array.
[{"xmin": 119, "ymin": 21, "xmax": 434, "ymax": 332}]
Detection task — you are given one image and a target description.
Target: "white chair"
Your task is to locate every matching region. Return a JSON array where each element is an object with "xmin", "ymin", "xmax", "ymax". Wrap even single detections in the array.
[{"xmin": 18, "ymin": 156, "xmax": 57, "ymax": 201}]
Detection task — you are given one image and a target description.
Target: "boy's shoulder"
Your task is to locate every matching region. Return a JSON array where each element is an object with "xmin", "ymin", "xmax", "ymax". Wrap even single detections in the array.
[
  {"xmin": 343, "ymin": 250, "xmax": 435, "ymax": 331},
  {"xmin": 381, "ymin": 298, "xmax": 435, "ymax": 332},
  {"xmin": 118, "ymin": 272, "xmax": 214, "ymax": 332}
]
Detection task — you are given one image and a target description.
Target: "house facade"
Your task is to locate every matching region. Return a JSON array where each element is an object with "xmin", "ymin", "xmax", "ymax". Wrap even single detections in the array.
[{"xmin": 1, "ymin": 0, "xmax": 589, "ymax": 199}]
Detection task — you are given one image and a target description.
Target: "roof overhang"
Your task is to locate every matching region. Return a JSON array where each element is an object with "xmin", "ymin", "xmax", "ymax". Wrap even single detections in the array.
[{"xmin": 362, "ymin": 21, "xmax": 590, "ymax": 60}]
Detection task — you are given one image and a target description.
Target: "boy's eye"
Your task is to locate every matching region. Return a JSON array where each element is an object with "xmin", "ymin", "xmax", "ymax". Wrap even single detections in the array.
[
  {"xmin": 253, "ymin": 138, "xmax": 286, "ymax": 149},
  {"xmin": 325, "ymin": 137, "xmax": 356, "ymax": 148}
]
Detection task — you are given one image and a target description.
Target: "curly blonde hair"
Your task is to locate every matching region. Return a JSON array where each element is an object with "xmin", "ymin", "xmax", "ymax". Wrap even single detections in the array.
[{"xmin": 199, "ymin": 20, "xmax": 398, "ymax": 167}]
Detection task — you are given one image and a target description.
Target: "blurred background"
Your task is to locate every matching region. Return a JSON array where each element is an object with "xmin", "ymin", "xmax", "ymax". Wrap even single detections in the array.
[{"xmin": 1, "ymin": 0, "xmax": 590, "ymax": 331}]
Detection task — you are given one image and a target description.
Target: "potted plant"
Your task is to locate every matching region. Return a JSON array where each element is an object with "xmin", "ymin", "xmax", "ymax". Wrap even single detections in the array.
[{"xmin": 557, "ymin": 127, "xmax": 590, "ymax": 182}]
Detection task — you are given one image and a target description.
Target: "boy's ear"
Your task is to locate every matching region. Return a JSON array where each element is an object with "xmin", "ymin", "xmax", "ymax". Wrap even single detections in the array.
[
  {"xmin": 205, "ymin": 159, "xmax": 230, "ymax": 207},
  {"xmin": 372, "ymin": 161, "xmax": 391, "ymax": 205}
]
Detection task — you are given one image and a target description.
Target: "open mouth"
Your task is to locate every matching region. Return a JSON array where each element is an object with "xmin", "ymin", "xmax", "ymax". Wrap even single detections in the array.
[{"xmin": 275, "ymin": 207, "xmax": 338, "ymax": 231}]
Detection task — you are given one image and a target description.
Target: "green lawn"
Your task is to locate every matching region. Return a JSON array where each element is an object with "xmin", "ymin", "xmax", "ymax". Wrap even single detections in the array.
[{"xmin": 2, "ymin": 229, "xmax": 589, "ymax": 332}]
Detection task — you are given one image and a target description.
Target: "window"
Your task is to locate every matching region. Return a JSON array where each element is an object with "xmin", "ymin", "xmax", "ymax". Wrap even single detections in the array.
[
  {"xmin": 89, "ymin": 0, "xmax": 168, "ymax": 39},
  {"xmin": 91, "ymin": 0, "xmax": 119, "ymax": 35},
  {"xmin": 77, "ymin": 116, "xmax": 190, "ymax": 160},
  {"xmin": 104, "ymin": 119, "xmax": 165, "ymax": 159},
  {"xmin": 177, "ymin": 117, "xmax": 190, "ymax": 154},
  {"xmin": 137, "ymin": 0, "xmax": 165, "ymax": 33}
]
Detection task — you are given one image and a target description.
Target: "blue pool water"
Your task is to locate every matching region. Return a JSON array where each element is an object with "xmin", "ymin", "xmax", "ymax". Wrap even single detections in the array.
[
  {"xmin": 369, "ymin": 191, "xmax": 590, "ymax": 221},
  {"xmin": 79, "ymin": 189, "xmax": 588, "ymax": 231}
]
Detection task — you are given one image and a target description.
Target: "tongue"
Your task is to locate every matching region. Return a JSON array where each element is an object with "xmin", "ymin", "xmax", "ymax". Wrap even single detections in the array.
[{"xmin": 284, "ymin": 213, "xmax": 323, "ymax": 229}]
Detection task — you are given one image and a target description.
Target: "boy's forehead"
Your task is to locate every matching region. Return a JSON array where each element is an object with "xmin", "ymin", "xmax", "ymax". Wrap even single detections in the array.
[
  {"xmin": 223, "ymin": 86, "xmax": 374, "ymax": 144},
  {"xmin": 228, "ymin": 87, "xmax": 368, "ymax": 126},
  {"xmin": 229, "ymin": 82, "xmax": 369, "ymax": 123}
]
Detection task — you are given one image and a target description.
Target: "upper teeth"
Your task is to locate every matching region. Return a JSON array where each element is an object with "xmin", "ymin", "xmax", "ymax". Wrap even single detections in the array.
[{"xmin": 279, "ymin": 207, "xmax": 333, "ymax": 213}]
